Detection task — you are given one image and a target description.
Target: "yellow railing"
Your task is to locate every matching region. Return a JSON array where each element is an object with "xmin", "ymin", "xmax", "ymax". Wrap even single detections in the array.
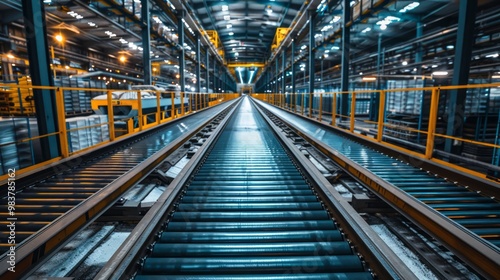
[
  {"xmin": 0, "ymin": 82, "xmax": 239, "ymax": 180},
  {"xmin": 252, "ymin": 84, "xmax": 500, "ymax": 182}
]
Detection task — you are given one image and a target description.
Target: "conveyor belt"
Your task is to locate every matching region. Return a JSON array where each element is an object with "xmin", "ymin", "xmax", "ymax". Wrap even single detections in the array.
[
  {"xmin": 0, "ymin": 101, "xmax": 235, "ymax": 269},
  {"xmin": 134, "ymin": 97, "xmax": 373, "ymax": 279},
  {"xmin": 254, "ymin": 98, "xmax": 500, "ymax": 278}
]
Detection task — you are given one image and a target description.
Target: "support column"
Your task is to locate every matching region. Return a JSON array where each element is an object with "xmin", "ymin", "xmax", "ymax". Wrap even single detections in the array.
[
  {"xmin": 282, "ymin": 50, "xmax": 286, "ymax": 95},
  {"xmin": 308, "ymin": 9, "xmax": 316, "ymax": 95},
  {"xmin": 340, "ymin": 0, "xmax": 351, "ymax": 119},
  {"xmin": 178, "ymin": 10, "xmax": 186, "ymax": 93},
  {"xmin": 213, "ymin": 56, "xmax": 217, "ymax": 92},
  {"xmin": 445, "ymin": 0, "xmax": 477, "ymax": 154},
  {"xmin": 205, "ymin": 51, "xmax": 210, "ymax": 93},
  {"xmin": 195, "ymin": 34, "xmax": 201, "ymax": 93},
  {"xmin": 370, "ymin": 34, "xmax": 383, "ymax": 121},
  {"xmin": 141, "ymin": 0, "xmax": 151, "ymax": 85},
  {"xmin": 415, "ymin": 21, "xmax": 423, "ymax": 72},
  {"xmin": 275, "ymin": 59, "xmax": 279, "ymax": 93},
  {"xmin": 22, "ymin": 0, "xmax": 59, "ymax": 160},
  {"xmin": 291, "ymin": 40, "xmax": 296, "ymax": 95}
]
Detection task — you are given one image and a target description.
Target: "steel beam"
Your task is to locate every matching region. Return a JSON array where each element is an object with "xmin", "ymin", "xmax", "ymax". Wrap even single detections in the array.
[
  {"xmin": 291, "ymin": 40, "xmax": 296, "ymax": 98},
  {"xmin": 206, "ymin": 50, "xmax": 210, "ymax": 93},
  {"xmin": 308, "ymin": 9, "xmax": 315, "ymax": 96},
  {"xmin": 178, "ymin": 10, "xmax": 186, "ymax": 93},
  {"xmin": 141, "ymin": 0, "xmax": 152, "ymax": 85},
  {"xmin": 21, "ymin": 0, "xmax": 59, "ymax": 160},
  {"xmin": 445, "ymin": 0, "xmax": 477, "ymax": 155},
  {"xmin": 282, "ymin": 50, "xmax": 286, "ymax": 95},
  {"xmin": 340, "ymin": 0, "xmax": 351, "ymax": 119},
  {"xmin": 195, "ymin": 34, "xmax": 201, "ymax": 93}
]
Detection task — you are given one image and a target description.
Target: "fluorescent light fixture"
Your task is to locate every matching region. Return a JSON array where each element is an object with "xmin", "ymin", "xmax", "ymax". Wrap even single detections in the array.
[
  {"xmin": 432, "ymin": 71, "xmax": 448, "ymax": 76},
  {"xmin": 331, "ymin": 16, "xmax": 341, "ymax": 23},
  {"xmin": 361, "ymin": 27, "xmax": 371, "ymax": 33},
  {"xmin": 492, "ymin": 75, "xmax": 500, "ymax": 79},
  {"xmin": 301, "ymin": 45, "xmax": 307, "ymax": 50},
  {"xmin": 229, "ymin": 32, "xmax": 234, "ymax": 36},
  {"xmin": 399, "ymin": 2, "xmax": 420, "ymax": 13},
  {"xmin": 362, "ymin": 77, "xmax": 376, "ymax": 81},
  {"xmin": 486, "ymin": 53, "xmax": 499, "ymax": 58},
  {"xmin": 432, "ymin": 64, "xmax": 438, "ymax": 68},
  {"xmin": 324, "ymin": 54, "xmax": 329, "ymax": 58},
  {"xmin": 222, "ymin": 5, "xmax": 229, "ymax": 11},
  {"xmin": 331, "ymin": 46, "xmax": 340, "ymax": 50},
  {"xmin": 248, "ymin": 70, "xmax": 255, "ymax": 84},
  {"xmin": 402, "ymin": 61, "xmax": 408, "ymax": 66},
  {"xmin": 226, "ymin": 24, "xmax": 232, "ymax": 29},
  {"xmin": 224, "ymin": 15, "xmax": 231, "ymax": 20},
  {"xmin": 380, "ymin": 24, "xmax": 387, "ymax": 30},
  {"xmin": 446, "ymin": 45, "xmax": 454, "ymax": 50}
]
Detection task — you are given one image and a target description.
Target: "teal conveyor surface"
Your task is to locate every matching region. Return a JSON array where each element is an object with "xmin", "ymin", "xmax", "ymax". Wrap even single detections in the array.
[
  {"xmin": 136, "ymin": 97, "xmax": 372, "ymax": 279},
  {"xmin": 256, "ymin": 100, "xmax": 500, "ymax": 249}
]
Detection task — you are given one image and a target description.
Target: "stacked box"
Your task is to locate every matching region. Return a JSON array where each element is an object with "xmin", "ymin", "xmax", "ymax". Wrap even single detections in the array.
[
  {"xmin": 0, "ymin": 120, "xmax": 18, "ymax": 174},
  {"xmin": 67, "ymin": 117, "xmax": 91, "ymax": 152}
]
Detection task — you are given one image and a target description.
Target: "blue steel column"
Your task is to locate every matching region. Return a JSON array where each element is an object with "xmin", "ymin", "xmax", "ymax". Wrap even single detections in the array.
[
  {"xmin": 195, "ymin": 35, "xmax": 201, "ymax": 93},
  {"xmin": 308, "ymin": 9, "xmax": 315, "ymax": 96},
  {"xmin": 445, "ymin": 0, "xmax": 477, "ymax": 154},
  {"xmin": 178, "ymin": 10, "xmax": 186, "ymax": 93},
  {"xmin": 213, "ymin": 56, "xmax": 217, "ymax": 92},
  {"xmin": 141, "ymin": 0, "xmax": 152, "ymax": 85},
  {"xmin": 206, "ymin": 51, "xmax": 210, "ymax": 92},
  {"xmin": 290, "ymin": 39, "xmax": 296, "ymax": 96},
  {"xmin": 282, "ymin": 50, "xmax": 286, "ymax": 95},
  {"xmin": 22, "ymin": 0, "xmax": 59, "ymax": 160},
  {"xmin": 415, "ymin": 21, "xmax": 423, "ymax": 72},
  {"xmin": 275, "ymin": 59, "xmax": 279, "ymax": 93},
  {"xmin": 340, "ymin": 0, "xmax": 351, "ymax": 119},
  {"xmin": 370, "ymin": 34, "xmax": 383, "ymax": 121}
]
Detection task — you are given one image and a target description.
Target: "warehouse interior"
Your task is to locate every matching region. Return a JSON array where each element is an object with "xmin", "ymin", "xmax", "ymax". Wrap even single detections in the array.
[{"xmin": 0, "ymin": 0, "xmax": 499, "ymax": 279}]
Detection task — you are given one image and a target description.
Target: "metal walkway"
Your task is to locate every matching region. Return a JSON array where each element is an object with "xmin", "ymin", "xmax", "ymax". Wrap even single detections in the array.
[{"xmin": 135, "ymin": 97, "xmax": 373, "ymax": 279}]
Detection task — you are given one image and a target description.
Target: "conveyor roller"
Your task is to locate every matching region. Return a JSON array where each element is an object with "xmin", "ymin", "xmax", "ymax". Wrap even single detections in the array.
[{"xmin": 137, "ymin": 97, "xmax": 371, "ymax": 278}]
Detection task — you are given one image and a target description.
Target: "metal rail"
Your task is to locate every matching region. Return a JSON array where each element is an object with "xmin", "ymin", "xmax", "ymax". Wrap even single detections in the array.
[
  {"xmin": 96, "ymin": 96, "xmax": 416, "ymax": 279},
  {"xmin": 0, "ymin": 99, "xmax": 239, "ymax": 280},
  {"xmin": 253, "ymin": 98, "xmax": 500, "ymax": 279}
]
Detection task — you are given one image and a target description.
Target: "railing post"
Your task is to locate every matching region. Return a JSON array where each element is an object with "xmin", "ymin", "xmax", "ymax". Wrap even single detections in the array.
[
  {"xmin": 156, "ymin": 91, "xmax": 161, "ymax": 124},
  {"xmin": 137, "ymin": 91, "xmax": 143, "ymax": 131},
  {"xmin": 377, "ymin": 90, "xmax": 386, "ymax": 142},
  {"xmin": 107, "ymin": 90, "xmax": 115, "ymax": 141},
  {"xmin": 171, "ymin": 92, "xmax": 175, "ymax": 119},
  {"xmin": 55, "ymin": 87, "xmax": 69, "ymax": 157},
  {"xmin": 301, "ymin": 93, "xmax": 305, "ymax": 116},
  {"xmin": 425, "ymin": 88, "xmax": 440, "ymax": 159},
  {"xmin": 308, "ymin": 92, "xmax": 313, "ymax": 118},
  {"xmin": 181, "ymin": 92, "xmax": 185, "ymax": 115},
  {"xmin": 350, "ymin": 92, "xmax": 356, "ymax": 133},
  {"xmin": 319, "ymin": 94, "xmax": 323, "ymax": 122},
  {"xmin": 332, "ymin": 93, "xmax": 337, "ymax": 126}
]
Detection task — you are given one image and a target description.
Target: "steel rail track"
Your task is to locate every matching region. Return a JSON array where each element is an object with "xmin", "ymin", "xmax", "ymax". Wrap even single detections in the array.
[
  {"xmin": 0, "ymin": 100, "xmax": 239, "ymax": 280},
  {"xmin": 253, "ymin": 98, "xmax": 500, "ymax": 279},
  {"xmin": 95, "ymin": 96, "xmax": 416, "ymax": 279}
]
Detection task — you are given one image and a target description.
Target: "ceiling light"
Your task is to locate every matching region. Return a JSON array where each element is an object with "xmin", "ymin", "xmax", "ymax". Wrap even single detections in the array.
[
  {"xmin": 399, "ymin": 2, "xmax": 420, "ymax": 13},
  {"xmin": 486, "ymin": 53, "xmax": 499, "ymax": 58},
  {"xmin": 331, "ymin": 16, "xmax": 341, "ymax": 23},
  {"xmin": 446, "ymin": 45, "xmax": 454, "ymax": 50},
  {"xmin": 119, "ymin": 55, "xmax": 126, "ymax": 62},
  {"xmin": 226, "ymin": 24, "xmax": 232, "ymax": 29},
  {"xmin": 331, "ymin": 46, "xmax": 340, "ymax": 50},
  {"xmin": 362, "ymin": 77, "xmax": 376, "ymax": 81},
  {"xmin": 432, "ymin": 65, "xmax": 438, "ymax": 68},
  {"xmin": 224, "ymin": 15, "xmax": 231, "ymax": 20},
  {"xmin": 432, "ymin": 71, "xmax": 448, "ymax": 76},
  {"xmin": 229, "ymin": 32, "xmax": 234, "ymax": 36},
  {"xmin": 350, "ymin": 1, "xmax": 356, "ymax": 7},
  {"xmin": 361, "ymin": 27, "xmax": 371, "ymax": 33},
  {"xmin": 301, "ymin": 45, "xmax": 307, "ymax": 50},
  {"xmin": 492, "ymin": 75, "xmax": 500, "ymax": 79},
  {"xmin": 222, "ymin": 5, "xmax": 229, "ymax": 11},
  {"xmin": 55, "ymin": 33, "xmax": 64, "ymax": 42},
  {"xmin": 402, "ymin": 61, "xmax": 408, "ymax": 66},
  {"xmin": 7, "ymin": 54, "xmax": 14, "ymax": 59},
  {"xmin": 380, "ymin": 24, "xmax": 387, "ymax": 30},
  {"xmin": 88, "ymin": 22, "xmax": 96, "ymax": 27}
]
